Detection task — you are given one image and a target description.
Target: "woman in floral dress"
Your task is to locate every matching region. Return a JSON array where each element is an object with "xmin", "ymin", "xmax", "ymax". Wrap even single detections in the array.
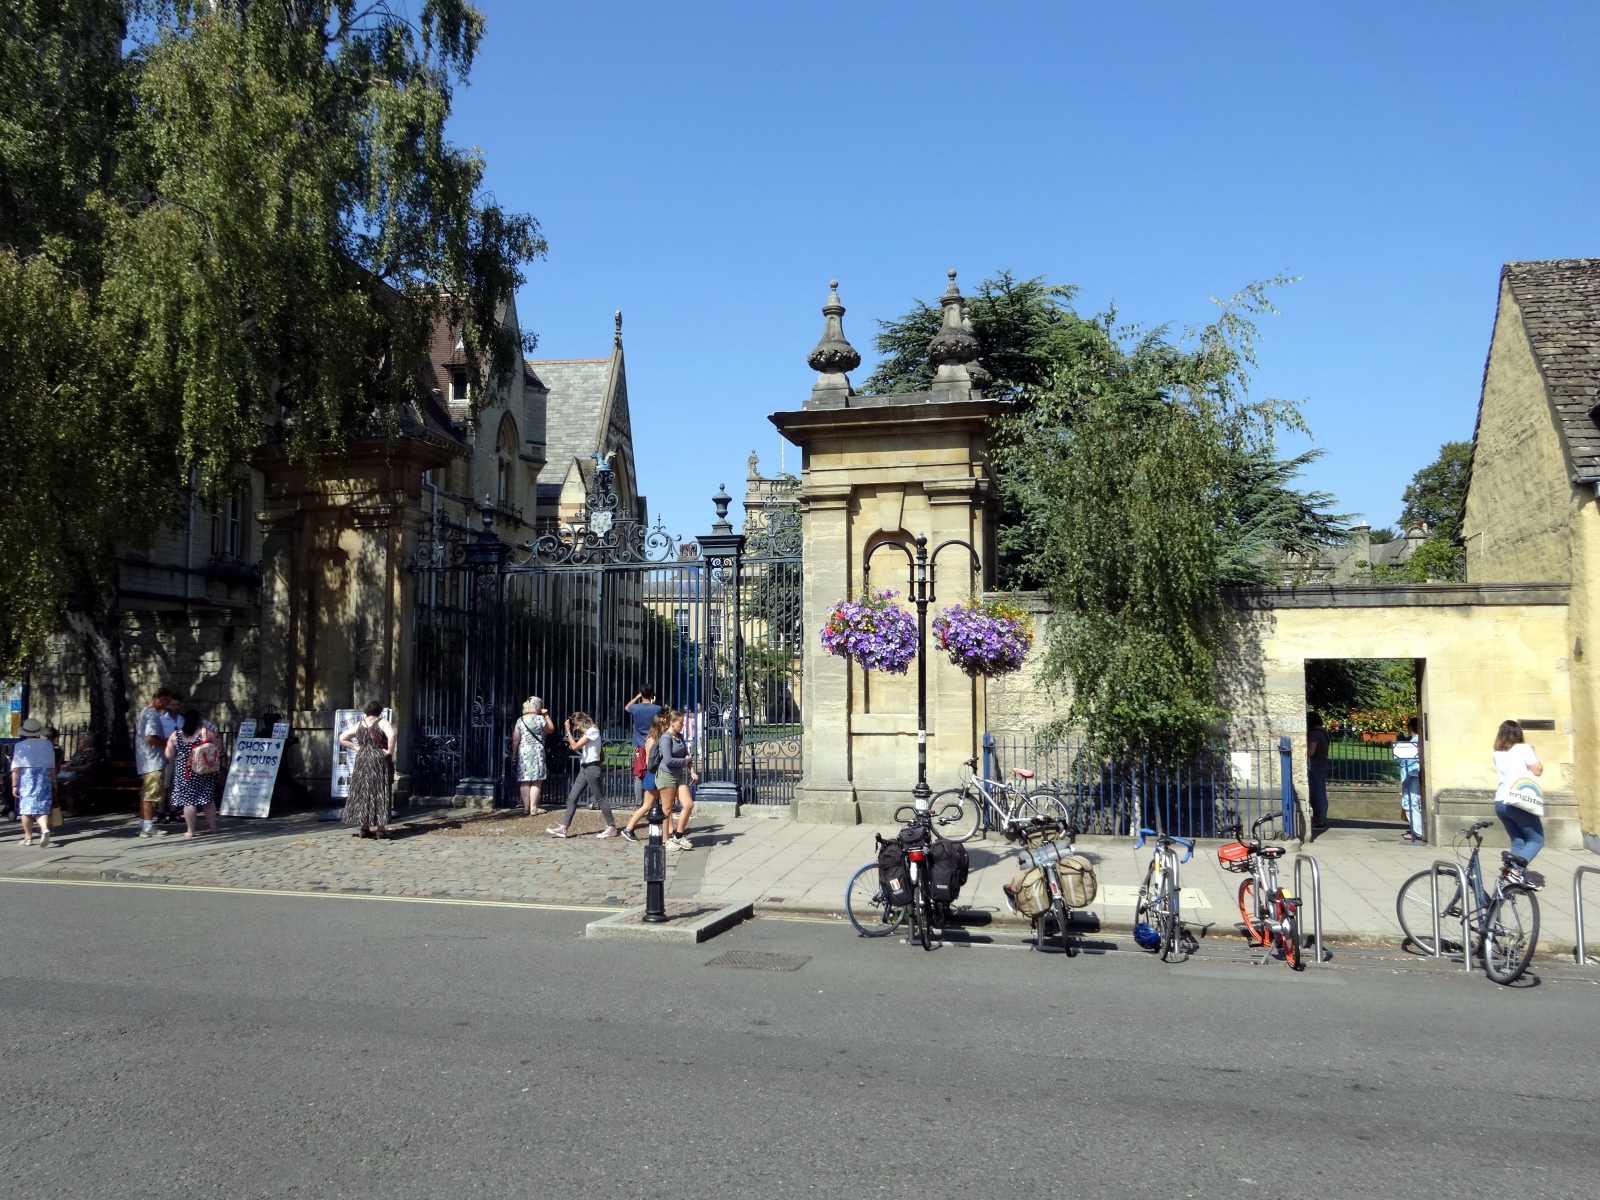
[
  {"xmin": 512, "ymin": 696, "xmax": 551, "ymax": 814},
  {"xmin": 165, "ymin": 709, "xmax": 219, "ymax": 837},
  {"xmin": 340, "ymin": 701, "xmax": 396, "ymax": 839}
]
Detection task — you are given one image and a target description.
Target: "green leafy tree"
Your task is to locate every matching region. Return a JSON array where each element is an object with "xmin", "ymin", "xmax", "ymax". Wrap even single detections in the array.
[
  {"xmin": 0, "ymin": 2, "xmax": 544, "ymax": 751},
  {"xmin": 1215, "ymin": 446, "xmax": 1352, "ymax": 586}
]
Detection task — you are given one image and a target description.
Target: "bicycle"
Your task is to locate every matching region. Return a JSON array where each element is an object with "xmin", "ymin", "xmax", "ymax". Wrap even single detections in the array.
[
  {"xmin": 1219, "ymin": 813, "xmax": 1303, "ymax": 970},
  {"xmin": 1395, "ymin": 818, "xmax": 1540, "ymax": 984},
  {"xmin": 930, "ymin": 756, "xmax": 1070, "ymax": 843},
  {"xmin": 844, "ymin": 799, "xmax": 942, "ymax": 950},
  {"xmin": 1003, "ymin": 814, "xmax": 1085, "ymax": 957},
  {"xmin": 1133, "ymin": 826, "xmax": 1194, "ymax": 961}
]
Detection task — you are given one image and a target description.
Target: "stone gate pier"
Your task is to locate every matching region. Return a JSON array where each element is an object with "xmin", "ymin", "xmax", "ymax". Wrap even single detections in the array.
[{"xmin": 771, "ymin": 274, "xmax": 1000, "ymax": 824}]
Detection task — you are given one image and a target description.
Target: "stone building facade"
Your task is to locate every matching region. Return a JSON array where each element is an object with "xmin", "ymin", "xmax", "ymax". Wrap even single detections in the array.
[{"xmin": 24, "ymin": 300, "xmax": 643, "ymax": 803}]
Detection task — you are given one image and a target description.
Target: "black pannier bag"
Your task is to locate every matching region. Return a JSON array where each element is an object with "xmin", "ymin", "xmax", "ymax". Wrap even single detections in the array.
[
  {"xmin": 928, "ymin": 836, "xmax": 970, "ymax": 904},
  {"xmin": 877, "ymin": 838, "xmax": 913, "ymax": 908}
]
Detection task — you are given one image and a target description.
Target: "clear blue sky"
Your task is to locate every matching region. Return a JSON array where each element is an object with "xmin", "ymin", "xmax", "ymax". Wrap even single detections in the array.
[{"xmin": 446, "ymin": 1, "xmax": 1600, "ymax": 539}]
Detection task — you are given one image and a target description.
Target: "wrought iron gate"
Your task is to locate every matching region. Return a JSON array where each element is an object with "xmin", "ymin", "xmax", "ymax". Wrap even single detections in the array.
[{"xmin": 408, "ymin": 460, "xmax": 801, "ymax": 807}]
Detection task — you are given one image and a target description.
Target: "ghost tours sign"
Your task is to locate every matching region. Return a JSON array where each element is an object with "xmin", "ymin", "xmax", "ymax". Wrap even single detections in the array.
[{"xmin": 219, "ymin": 737, "xmax": 286, "ymax": 818}]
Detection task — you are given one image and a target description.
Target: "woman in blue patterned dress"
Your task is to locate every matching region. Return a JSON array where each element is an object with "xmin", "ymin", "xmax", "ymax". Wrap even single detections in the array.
[
  {"xmin": 165, "ymin": 709, "xmax": 220, "ymax": 837},
  {"xmin": 512, "ymin": 696, "xmax": 551, "ymax": 814},
  {"xmin": 10, "ymin": 718, "xmax": 56, "ymax": 846}
]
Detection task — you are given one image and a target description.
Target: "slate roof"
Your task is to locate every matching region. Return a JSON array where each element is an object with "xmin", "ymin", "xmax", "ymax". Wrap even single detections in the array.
[
  {"xmin": 1502, "ymin": 258, "xmax": 1600, "ymax": 479},
  {"xmin": 526, "ymin": 357, "xmax": 613, "ymax": 476}
]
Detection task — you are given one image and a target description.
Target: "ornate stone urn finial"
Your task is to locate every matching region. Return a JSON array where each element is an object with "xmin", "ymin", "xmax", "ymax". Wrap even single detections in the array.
[
  {"xmin": 927, "ymin": 269, "xmax": 981, "ymax": 397},
  {"xmin": 614, "ymin": 310, "xmax": 623, "ymax": 347},
  {"xmin": 807, "ymin": 279, "xmax": 860, "ymax": 404}
]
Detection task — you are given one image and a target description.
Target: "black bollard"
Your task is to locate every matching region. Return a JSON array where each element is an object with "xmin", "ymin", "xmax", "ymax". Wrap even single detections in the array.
[{"xmin": 642, "ymin": 792, "xmax": 667, "ymax": 923}]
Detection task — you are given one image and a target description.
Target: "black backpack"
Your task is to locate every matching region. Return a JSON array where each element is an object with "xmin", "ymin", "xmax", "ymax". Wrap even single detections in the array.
[
  {"xmin": 928, "ymin": 836, "xmax": 970, "ymax": 904},
  {"xmin": 876, "ymin": 837, "xmax": 914, "ymax": 908}
]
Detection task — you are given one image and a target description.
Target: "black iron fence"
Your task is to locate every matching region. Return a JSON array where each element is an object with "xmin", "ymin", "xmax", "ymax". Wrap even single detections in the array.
[
  {"xmin": 1324, "ymin": 734, "xmax": 1404, "ymax": 786},
  {"xmin": 984, "ymin": 732, "xmax": 1287, "ymax": 840}
]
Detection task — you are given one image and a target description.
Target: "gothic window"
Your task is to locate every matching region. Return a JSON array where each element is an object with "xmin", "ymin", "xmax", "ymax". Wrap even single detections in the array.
[
  {"xmin": 211, "ymin": 485, "xmax": 247, "ymax": 561},
  {"xmin": 496, "ymin": 416, "xmax": 518, "ymax": 506}
]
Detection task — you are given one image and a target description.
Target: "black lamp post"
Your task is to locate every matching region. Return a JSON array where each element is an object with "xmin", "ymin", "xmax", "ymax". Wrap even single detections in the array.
[{"xmin": 864, "ymin": 534, "xmax": 983, "ymax": 801}]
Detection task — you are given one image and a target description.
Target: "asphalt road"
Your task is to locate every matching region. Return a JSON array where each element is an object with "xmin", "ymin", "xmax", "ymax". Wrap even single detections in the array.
[{"xmin": 1, "ymin": 879, "xmax": 1596, "ymax": 1200}]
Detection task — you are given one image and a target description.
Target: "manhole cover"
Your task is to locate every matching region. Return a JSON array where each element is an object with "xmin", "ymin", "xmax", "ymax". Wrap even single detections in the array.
[
  {"xmin": 704, "ymin": 950, "xmax": 812, "ymax": 972},
  {"xmin": 49, "ymin": 855, "xmax": 115, "ymax": 863}
]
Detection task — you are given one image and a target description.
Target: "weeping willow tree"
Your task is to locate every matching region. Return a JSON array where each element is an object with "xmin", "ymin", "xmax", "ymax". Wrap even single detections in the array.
[
  {"xmin": 0, "ymin": 2, "xmax": 544, "ymax": 752},
  {"xmin": 994, "ymin": 282, "xmax": 1307, "ymax": 758}
]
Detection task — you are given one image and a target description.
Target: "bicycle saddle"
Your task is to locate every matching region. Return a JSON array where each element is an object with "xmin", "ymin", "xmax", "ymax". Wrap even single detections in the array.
[
  {"xmin": 1500, "ymin": 850, "xmax": 1529, "ymax": 868},
  {"xmin": 1258, "ymin": 845, "xmax": 1287, "ymax": 860},
  {"xmin": 1011, "ymin": 767, "xmax": 1035, "ymax": 779}
]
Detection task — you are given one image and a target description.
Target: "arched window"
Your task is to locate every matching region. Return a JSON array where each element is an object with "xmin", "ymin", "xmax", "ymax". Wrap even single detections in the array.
[{"xmin": 496, "ymin": 416, "xmax": 518, "ymax": 506}]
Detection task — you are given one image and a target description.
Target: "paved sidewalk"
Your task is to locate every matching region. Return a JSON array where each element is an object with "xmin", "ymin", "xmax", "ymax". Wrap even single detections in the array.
[
  {"xmin": 694, "ymin": 816, "xmax": 1600, "ymax": 956},
  {"xmin": 6, "ymin": 807, "xmax": 1598, "ymax": 957}
]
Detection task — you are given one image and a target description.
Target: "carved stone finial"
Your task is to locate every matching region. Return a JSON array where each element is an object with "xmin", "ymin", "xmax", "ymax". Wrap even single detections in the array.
[
  {"xmin": 711, "ymin": 483, "xmax": 734, "ymax": 535},
  {"xmin": 927, "ymin": 269, "xmax": 980, "ymax": 397},
  {"xmin": 614, "ymin": 310, "xmax": 623, "ymax": 346},
  {"xmin": 807, "ymin": 279, "xmax": 860, "ymax": 405}
]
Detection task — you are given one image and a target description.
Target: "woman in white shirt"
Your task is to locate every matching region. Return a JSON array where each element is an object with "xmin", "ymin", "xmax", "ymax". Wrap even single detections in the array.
[
  {"xmin": 1492, "ymin": 719, "xmax": 1544, "ymax": 875},
  {"xmin": 547, "ymin": 712, "xmax": 618, "ymax": 839}
]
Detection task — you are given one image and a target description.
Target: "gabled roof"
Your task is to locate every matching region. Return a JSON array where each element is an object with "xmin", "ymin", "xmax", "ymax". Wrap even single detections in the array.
[
  {"xmin": 1502, "ymin": 258, "xmax": 1600, "ymax": 479},
  {"xmin": 527, "ymin": 358, "xmax": 611, "ymax": 473}
]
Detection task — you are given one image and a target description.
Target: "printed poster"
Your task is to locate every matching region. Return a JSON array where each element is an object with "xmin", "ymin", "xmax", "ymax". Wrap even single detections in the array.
[{"xmin": 331, "ymin": 709, "xmax": 391, "ymax": 799}]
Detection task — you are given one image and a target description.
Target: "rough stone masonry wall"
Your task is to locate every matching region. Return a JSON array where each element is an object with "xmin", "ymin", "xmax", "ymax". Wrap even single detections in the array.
[
  {"xmin": 980, "ymin": 591, "xmax": 1065, "ymax": 739},
  {"xmin": 28, "ymin": 611, "xmax": 262, "ymax": 738}
]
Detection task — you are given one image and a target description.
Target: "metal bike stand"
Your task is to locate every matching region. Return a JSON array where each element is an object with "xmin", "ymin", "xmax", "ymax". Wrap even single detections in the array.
[
  {"xmin": 1430, "ymin": 859, "xmax": 1472, "ymax": 972},
  {"xmin": 1574, "ymin": 865, "xmax": 1600, "ymax": 967},
  {"xmin": 1293, "ymin": 853, "xmax": 1327, "ymax": 965}
]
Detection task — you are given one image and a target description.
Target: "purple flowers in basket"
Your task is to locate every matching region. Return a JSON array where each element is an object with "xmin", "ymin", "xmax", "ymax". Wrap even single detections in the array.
[
  {"xmin": 819, "ymin": 588, "xmax": 918, "ymax": 674},
  {"xmin": 931, "ymin": 596, "xmax": 1034, "ymax": 677}
]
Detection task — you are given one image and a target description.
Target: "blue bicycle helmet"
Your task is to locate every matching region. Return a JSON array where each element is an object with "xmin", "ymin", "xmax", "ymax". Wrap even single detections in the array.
[{"xmin": 1132, "ymin": 922, "xmax": 1162, "ymax": 950}]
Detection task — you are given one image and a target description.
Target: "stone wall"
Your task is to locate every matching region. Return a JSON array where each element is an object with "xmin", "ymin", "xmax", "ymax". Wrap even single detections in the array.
[
  {"xmin": 1460, "ymin": 277, "xmax": 1575, "ymax": 584},
  {"xmin": 980, "ymin": 592, "xmax": 1064, "ymax": 738}
]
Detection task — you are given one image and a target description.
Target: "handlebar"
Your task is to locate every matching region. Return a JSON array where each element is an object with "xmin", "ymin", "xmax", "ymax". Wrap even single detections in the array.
[
  {"xmin": 1251, "ymin": 813, "xmax": 1283, "ymax": 836},
  {"xmin": 1135, "ymin": 829, "xmax": 1195, "ymax": 862}
]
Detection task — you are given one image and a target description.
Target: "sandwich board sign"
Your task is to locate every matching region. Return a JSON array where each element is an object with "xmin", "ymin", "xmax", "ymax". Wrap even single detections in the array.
[{"xmin": 220, "ymin": 737, "xmax": 286, "ymax": 818}]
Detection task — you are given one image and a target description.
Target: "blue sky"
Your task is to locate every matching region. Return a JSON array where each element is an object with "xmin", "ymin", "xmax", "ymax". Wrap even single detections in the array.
[{"xmin": 447, "ymin": 2, "xmax": 1600, "ymax": 538}]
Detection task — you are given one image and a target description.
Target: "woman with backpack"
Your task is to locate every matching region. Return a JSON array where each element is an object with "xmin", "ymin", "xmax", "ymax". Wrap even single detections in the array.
[
  {"xmin": 656, "ymin": 710, "xmax": 700, "ymax": 850},
  {"xmin": 512, "ymin": 696, "xmax": 552, "ymax": 815},
  {"xmin": 340, "ymin": 701, "xmax": 397, "ymax": 839},
  {"xmin": 165, "ymin": 709, "xmax": 220, "ymax": 838},
  {"xmin": 620, "ymin": 711, "xmax": 671, "ymax": 842}
]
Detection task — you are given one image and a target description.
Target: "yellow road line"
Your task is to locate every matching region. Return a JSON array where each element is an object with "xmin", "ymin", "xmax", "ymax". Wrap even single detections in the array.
[{"xmin": 0, "ymin": 875, "xmax": 623, "ymax": 913}]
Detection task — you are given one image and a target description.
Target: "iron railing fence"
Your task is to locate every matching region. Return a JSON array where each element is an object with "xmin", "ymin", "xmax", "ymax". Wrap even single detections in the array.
[
  {"xmin": 1324, "ymin": 734, "xmax": 1404, "ymax": 786},
  {"xmin": 985, "ymin": 733, "xmax": 1284, "ymax": 840}
]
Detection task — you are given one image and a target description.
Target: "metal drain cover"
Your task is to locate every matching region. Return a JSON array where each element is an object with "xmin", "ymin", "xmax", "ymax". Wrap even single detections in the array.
[{"xmin": 704, "ymin": 950, "xmax": 812, "ymax": 972}]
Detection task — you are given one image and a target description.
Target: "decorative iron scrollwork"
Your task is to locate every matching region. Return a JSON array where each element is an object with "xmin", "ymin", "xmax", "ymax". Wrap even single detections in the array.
[
  {"xmin": 506, "ymin": 454, "xmax": 681, "ymax": 567},
  {"xmin": 411, "ymin": 503, "xmax": 472, "ymax": 570}
]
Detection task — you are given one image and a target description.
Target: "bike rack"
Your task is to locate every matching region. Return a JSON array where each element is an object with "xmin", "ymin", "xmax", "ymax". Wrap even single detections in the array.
[
  {"xmin": 1430, "ymin": 859, "xmax": 1472, "ymax": 972},
  {"xmin": 1293, "ymin": 853, "xmax": 1327, "ymax": 965},
  {"xmin": 1574, "ymin": 865, "xmax": 1600, "ymax": 967}
]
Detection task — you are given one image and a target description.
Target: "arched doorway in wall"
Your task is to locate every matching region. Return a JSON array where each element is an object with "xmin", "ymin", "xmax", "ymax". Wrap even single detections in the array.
[{"xmin": 1305, "ymin": 657, "xmax": 1426, "ymax": 843}]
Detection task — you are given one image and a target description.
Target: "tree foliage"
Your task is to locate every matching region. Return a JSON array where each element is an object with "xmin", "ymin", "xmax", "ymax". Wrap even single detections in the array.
[
  {"xmin": 864, "ymin": 273, "xmax": 1349, "ymax": 757},
  {"xmin": 0, "ymin": 2, "xmax": 544, "ymax": 738}
]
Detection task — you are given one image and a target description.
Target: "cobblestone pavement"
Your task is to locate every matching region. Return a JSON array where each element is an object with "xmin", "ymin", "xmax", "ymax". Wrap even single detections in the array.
[{"xmin": 0, "ymin": 807, "xmax": 674, "ymax": 909}]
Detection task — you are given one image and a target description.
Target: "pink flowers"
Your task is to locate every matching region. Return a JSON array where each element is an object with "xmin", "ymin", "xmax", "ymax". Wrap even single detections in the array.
[
  {"xmin": 931, "ymin": 596, "xmax": 1033, "ymax": 677},
  {"xmin": 819, "ymin": 589, "xmax": 918, "ymax": 674}
]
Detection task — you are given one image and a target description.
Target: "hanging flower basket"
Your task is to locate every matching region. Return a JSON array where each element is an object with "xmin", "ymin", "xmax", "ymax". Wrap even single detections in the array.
[
  {"xmin": 931, "ymin": 596, "xmax": 1034, "ymax": 677},
  {"xmin": 819, "ymin": 588, "xmax": 918, "ymax": 675}
]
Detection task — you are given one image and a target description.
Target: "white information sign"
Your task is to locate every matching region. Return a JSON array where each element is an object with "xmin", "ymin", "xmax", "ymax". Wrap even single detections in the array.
[
  {"xmin": 219, "ymin": 738, "xmax": 286, "ymax": 818},
  {"xmin": 236, "ymin": 720, "xmax": 257, "ymax": 740},
  {"xmin": 331, "ymin": 709, "xmax": 362, "ymax": 799},
  {"xmin": 271, "ymin": 721, "xmax": 290, "ymax": 740}
]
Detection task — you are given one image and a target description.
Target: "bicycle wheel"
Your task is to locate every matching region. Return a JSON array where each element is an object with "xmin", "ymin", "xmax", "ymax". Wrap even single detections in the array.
[
  {"xmin": 931, "ymin": 788, "xmax": 980, "ymax": 843},
  {"xmin": 1484, "ymin": 886, "xmax": 1539, "ymax": 984},
  {"xmin": 1158, "ymin": 865, "xmax": 1179, "ymax": 960},
  {"xmin": 1276, "ymin": 893, "xmax": 1303, "ymax": 970},
  {"xmin": 1134, "ymin": 860, "xmax": 1161, "ymax": 952},
  {"xmin": 1237, "ymin": 878, "xmax": 1270, "ymax": 946},
  {"xmin": 845, "ymin": 862, "xmax": 905, "ymax": 937},
  {"xmin": 1396, "ymin": 866, "xmax": 1468, "ymax": 956},
  {"xmin": 917, "ymin": 887, "xmax": 933, "ymax": 951},
  {"xmin": 1018, "ymin": 790, "xmax": 1072, "ymax": 833}
]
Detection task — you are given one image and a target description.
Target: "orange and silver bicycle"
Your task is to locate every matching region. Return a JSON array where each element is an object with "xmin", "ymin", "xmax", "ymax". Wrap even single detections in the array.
[{"xmin": 1219, "ymin": 813, "xmax": 1304, "ymax": 970}]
